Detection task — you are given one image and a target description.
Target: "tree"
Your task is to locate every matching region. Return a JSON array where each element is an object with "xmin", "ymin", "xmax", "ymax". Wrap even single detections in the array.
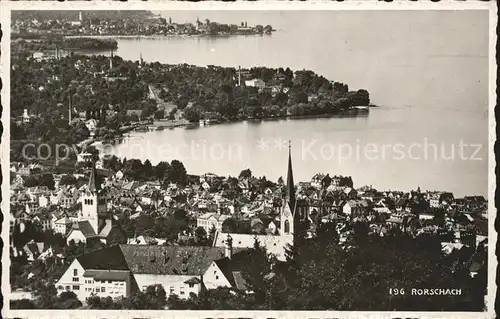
[
  {"xmin": 194, "ymin": 227, "xmax": 207, "ymax": 244},
  {"xmin": 169, "ymin": 160, "xmax": 187, "ymax": 185},
  {"xmin": 122, "ymin": 284, "xmax": 167, "ymax": 309},
  {"xmin": 155, "ymin": 161, "xmax": 171, "ymax": 180},
  {"xmin": 87, "ymin": 296, "xmax": 115, "ymax": 309},
  {"xmin": 184, "ymin": 107, "xmax": 200, "ymax": 123},
  {"xmin": 173, "ymin": 209, "xmax": 189, "ymax": 231},
  {"xmin": 57, "ymin": 291, "xmax": 82, "ymax": 309},
  {"xmin": 239, "ymin": 168, "xmax": 252, "ymax": 179},
  {"xmin": 11, "ymin": 299, "xmax": 36, "ymax": 309},
  {"xmin": 59, "ymin": 174, "xmax": 77, "ymax": 186},
  {"xmin": 135, "ymin": 214, "xmax": 154, "ymax": 236},
  {"xmin": 222, "ymin": 218, "xmax": 238, "ymax": 233},
  {"xmin": 322, "ymin": 174, "xmax": 332, "ymax": 189},
  {"xmin": 40, "ymin": 173, "xmax": 55, "ymax": 190},
  {"xmin": 144, "ymin": 284, "xmax": 167, "ymax": 309},
  {"xmin": 123, "ymin": 158, "xmax": 143, "ymax": 180},
  {"xmin": 142, "ymin": 159, "xmax": 154, "ymax": 180},
  {"xmin": 240, "ymin": 239, "xmax": 275, "ymax": 307},
  {"xmin": 208, "ymin": 224, "xmax": 217, "ymax": 243},
  {"xmin": 33, "ymin": 283, "xmax": 58, "ymax": 308}
]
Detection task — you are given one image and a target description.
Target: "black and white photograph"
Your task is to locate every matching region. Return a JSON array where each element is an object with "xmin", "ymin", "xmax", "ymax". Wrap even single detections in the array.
[{"xmin": 1, "ymin": 2, "xmax": 496, "ymax": 317}]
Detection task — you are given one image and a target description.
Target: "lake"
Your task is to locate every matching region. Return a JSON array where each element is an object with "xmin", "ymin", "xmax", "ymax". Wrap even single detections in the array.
[{"xmin": 101, "ymin": 10, "xmax": 489, "ymax": 197}]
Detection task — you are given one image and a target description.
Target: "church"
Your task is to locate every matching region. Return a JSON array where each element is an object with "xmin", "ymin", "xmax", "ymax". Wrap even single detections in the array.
[
  {"xmin": 212, "ymin": 143, "xmax": 308, "ymax": 261},
  {"xmin": 66, "ymin": 162, "xmax": 127, "ymax": 246}
]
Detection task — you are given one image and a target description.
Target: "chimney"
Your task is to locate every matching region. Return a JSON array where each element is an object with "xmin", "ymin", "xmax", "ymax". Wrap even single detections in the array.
[
  {"xmin": 238, "ymin": 65, "xmax": 241, "ymax": 87},
  {"xmin": 68, "ymin": 94, "xmax": 72, "ymax": 125},
  {"xmin": 224, "ymin": 234, "xmax": 233, "ymax": 259}
]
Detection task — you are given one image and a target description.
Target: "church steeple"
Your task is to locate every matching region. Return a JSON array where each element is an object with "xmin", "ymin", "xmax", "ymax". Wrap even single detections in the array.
[
  {"xmin": 80, "ymin": 159, "xmax": 106, "ymax": 234},
  {"xmin": 88, "ymin": 159, "xmax": 101, "ymax": 192},
  {"xmin": 281, "ymin": 141, "xmax": 296, "ymax": 236},
  {"xmin": 286, "ymin": 141, "xmax": 295, "ymax": 209}
]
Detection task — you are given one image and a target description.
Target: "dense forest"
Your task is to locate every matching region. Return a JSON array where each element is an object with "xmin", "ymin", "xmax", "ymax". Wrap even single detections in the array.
[{"xmin": 11, "ymin": 38, "xmax": 118, "ymax": 54}]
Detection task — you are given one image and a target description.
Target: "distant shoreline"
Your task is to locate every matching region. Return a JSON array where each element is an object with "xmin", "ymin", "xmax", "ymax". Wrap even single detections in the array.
[
  {"xmin": 12, "ymin": 32, "xmax": 275, "ymax": 41},
  {"xmin": 63, "ymin": 33, "xmax": 274, "ymax": 39}
]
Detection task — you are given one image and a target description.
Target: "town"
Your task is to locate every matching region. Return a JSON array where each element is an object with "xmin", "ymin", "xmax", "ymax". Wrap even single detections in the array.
[
  {"xmin": 8, "ymin": 10, "xmax": 489, "ymax": 312},
  {"xmin": 12, "ymin": 11, "xmax": 275, "ymax": 37},
  {"xmin": 10, "ymin": 144, "xmax": 488, "ymax": 310}
]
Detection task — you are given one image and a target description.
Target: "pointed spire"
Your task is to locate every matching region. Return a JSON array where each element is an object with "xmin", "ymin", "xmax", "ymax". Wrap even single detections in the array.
[
  {"xmin": 286, "ymin": 140, "xmax": 295, "ymax": 209},
  {"xmin": 88, "ymin": 159, "xmax": 101, "ymax": 192}
]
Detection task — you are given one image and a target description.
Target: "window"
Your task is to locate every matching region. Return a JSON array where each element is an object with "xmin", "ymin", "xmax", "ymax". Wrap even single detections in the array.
[
  {"xmin": 72, "ymin": 277, "xmax": 79, "ymax": 282},
  {"xmin": 169, "ymin": 287, "xmax": 175, "ymax": 295},
  {"xmin": 188, "ymin": 283, "xmax": 194, "ymax": 288},
  {"xmin": 119, "ymin": 282, "xmax": 124, "ymax": 286},
  {"xmin": 101, "ymin": 287, "xmax": 106, "ymax": 293},
  {"xmin": 96, "ymin": 288, "xmax": 100, "ymax": 293},
  {"xmin": 73, "ymin": 269, "xmax": 78, "ymax": 276},
  {"xmin": 57, "ymin": 285, "xmax": 63, "ymax": 290},
  {"xmin": 73, "ymin": 285, "xmax": 80, "ymax": 290},
  {"xmin": 284, "ymin": 220, "xmax": 290, "ymax": 234},
  {"xmin": 65, "ymin": 286, "xmax": 70, "ymax": 290},
  {"xmin": 215, "ymin": 275, "xmax": 219, "ymax": 280},
  {"xmin": 180, "ymin": 287, "xmax": 185, "ymax": 295}
]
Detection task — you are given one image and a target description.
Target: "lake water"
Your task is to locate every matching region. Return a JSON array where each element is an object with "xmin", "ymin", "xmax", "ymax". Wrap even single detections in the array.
[{"xmin": 103, "ymin": 10, "xmax": 489, "ymax": 197}]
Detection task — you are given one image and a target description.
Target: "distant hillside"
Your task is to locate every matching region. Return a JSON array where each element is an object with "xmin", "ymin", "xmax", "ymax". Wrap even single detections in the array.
[{"xmin": 12, "ymin": 10, "xmax": 154, "ymax": 22}]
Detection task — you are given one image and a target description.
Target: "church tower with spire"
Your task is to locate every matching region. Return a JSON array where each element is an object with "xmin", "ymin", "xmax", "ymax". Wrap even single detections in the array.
[
  {"xmin": 281, "ymin": 141, "xmax": 297, "ymax": 235},
  {"xmin": 280, "ymin": 141, "xmax": 309, "ymax": 238},
  {"xmin": 80, "ymin": 161, "xmax": 107, "ymax": 234}
]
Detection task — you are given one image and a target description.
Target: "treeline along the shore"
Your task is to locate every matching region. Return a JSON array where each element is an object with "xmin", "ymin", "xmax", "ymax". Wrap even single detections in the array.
[{"xmin": 11, "ymin": 51, "xmax": 371, "ymax": 162}]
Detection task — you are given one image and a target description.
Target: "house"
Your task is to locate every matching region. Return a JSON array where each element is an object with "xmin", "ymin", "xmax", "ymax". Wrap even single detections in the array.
[
  {"xmin": 22, "ymin": 241, "xmax": 45, "ymax": 261},
  {"xmin": 18, "ymin": 163, "xmax": 42, "ymax": 175},
  {"xmin": 55, "ymin": 243, "xmax": 249, "ymax": 302},
  {"xmin": 244, "ymin": 79, "xmax": 266, "ymax": 90},
  {"xmin": 427, "ymin": 192, "xmax": 454, "ymax": 208},
  {"xmin": 38, "ymin": 195, "xmax": 50, "ymax": 208},
  {"xmin": 77, "ymin": 152, "xmax": 93, "ymax": 164},
  {"xmin": 343, "ymin": 187, "xmax": 357, "ymax": 199},
  {"xmin": 342, "ymin": 200, "xmax": 369, "ymax": 216},
  {"xmin": 394, "ymin": 197, "xmax": 408, "ymax": 212},
  {"xmin": 196, "ymin": 213, "xmax": 231, "ymax": 233},
  {"xmin": 311, "ymin": 173, "xmax": 327, "ymax": 189},
  {"xmin": 85, "ymin": 119, "xmax": 98, "ymax": 137},
  {"xmin": 33, "ymin": 215, "xmax": 51, "ymax": 231},
  {"xmin": 54, "ymin": 216, "xmax": 73, "ymax": 235},
  {"xmin": 203, "ymin": 238, "xmax": 253, "ymax": 291},
  {"xmin": 213, "ymin": 231, "xmax": 293, "ymax": 262},
  {"xmin": 250, "ymin": 218, "xmax": 265, "ymax": 234},
  {"xmin": 50, "ymin": 189, "xmax": 78, "ymax": 207},
  {"xmin": 115, "ymin": 170, "xmax": 124, "ymax": 180}
]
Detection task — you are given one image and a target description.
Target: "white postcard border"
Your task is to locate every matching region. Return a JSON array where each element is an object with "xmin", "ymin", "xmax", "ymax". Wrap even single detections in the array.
[{"xmin": 0, "ymin": 1, "xmax": 497, "ymax": 318}]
